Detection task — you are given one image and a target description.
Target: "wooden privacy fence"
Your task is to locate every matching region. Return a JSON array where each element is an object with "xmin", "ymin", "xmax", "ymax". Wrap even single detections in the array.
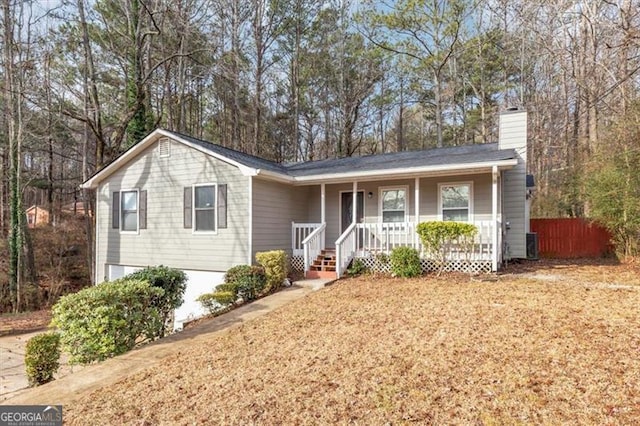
[{"xmin": 530, "ymin": 218, "xmax": 614, "ymax": 258}]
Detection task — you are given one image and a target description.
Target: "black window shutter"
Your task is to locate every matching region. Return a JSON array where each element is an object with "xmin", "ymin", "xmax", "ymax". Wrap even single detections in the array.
[
  {"xmin": 218, "ymin": 184, "xmax": 227, "ymax": 229},
  {"xmin": 112, "ymin": 191, "xmax": 120, "ymax": 229},
  {"xmin": 139, "ymin": 190, "xmax": 147, "ymax": 229},
  {"xmin": 183, "ymin": 187, "xmax": 192, "ymax": 229}
]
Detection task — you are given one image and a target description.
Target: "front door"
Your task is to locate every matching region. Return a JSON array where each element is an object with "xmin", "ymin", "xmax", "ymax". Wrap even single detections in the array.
[{"xmin": 341, "ymin": 191, "xmax": 364, "ymax": 233}]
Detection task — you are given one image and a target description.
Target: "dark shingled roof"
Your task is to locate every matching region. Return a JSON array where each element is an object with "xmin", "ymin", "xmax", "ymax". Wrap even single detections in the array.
[
  {"xmin": 169, "ymin": 131, "xmax": 288, "ymax": 174},
  {"xmin": 166, "ymin": 130, "xmax": 517, "ymax": 177},
  {"xmin": 284, "ymin": 143, "xmax": 515, "ymax": 176}
]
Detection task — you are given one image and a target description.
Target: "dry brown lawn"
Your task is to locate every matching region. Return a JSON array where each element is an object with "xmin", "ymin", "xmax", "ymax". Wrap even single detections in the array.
[{"xmin": 67, "ymin": 260, "xmax": 640, "ymax": 425}]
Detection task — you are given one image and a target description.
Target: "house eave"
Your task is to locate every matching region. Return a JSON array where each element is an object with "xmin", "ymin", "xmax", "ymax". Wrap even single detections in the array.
[{"xmin": 286, "ymin": 158, "xmax": 518, "ymax": 185}]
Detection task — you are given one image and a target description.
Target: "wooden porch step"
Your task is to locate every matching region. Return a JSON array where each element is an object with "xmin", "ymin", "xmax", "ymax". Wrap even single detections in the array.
[
  {"xmin": 312, "ymin": 259, "xmax": 336, "ymax": 266},
  {"xmin": 310, "ymin": 265, "xmax": 336, "ymax": 271},
  {"xmin": 310, "ymin": 251, "xmax": 337, "ymax": 273},
  {"xmin": 305, "ymin": 270, "xmax": 337, "ymax": 280}
]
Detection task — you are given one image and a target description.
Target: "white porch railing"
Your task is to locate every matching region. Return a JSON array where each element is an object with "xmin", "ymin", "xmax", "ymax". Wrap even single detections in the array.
[
  {"xmin": 355, "ymin": 220, "xmax": 497, "ymax": 262},
  {"xmin": 292, "ymin": 222, "xmax": 322, "ymax": 256},
  {"xmin": 293, "ymin": 220, "xmax": 501, "ymax": 275},
  {"xmin": 302, "ymin": 223, "xmax": 326, "ymax": 272},
  {"xmin": 336, "ymin": 222, "xmax": 357, "ymax": 278}
]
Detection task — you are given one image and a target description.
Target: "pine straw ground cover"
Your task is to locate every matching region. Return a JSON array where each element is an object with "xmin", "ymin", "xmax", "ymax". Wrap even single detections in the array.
[{"xmin": 66, "ymin": 266, "xmax": 640, "ymax": 425}]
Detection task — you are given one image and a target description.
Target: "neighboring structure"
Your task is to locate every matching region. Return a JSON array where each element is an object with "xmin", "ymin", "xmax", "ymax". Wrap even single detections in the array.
[
  {"xmin": 82, "ymin": 109, "xmax": 529, "ymax": 328},
  {"xmin": 62, "ymin": 201, "xmax": 92, "ymax": 217},
  {"xmin": 25, "ymin": 205, "xmax": 50, "ymax": 228}
]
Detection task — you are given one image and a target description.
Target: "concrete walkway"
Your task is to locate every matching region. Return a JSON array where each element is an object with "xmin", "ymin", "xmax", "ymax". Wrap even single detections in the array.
[{"xmin": 2, "ymin": 281, "xmax": 329, "ymax": 406}]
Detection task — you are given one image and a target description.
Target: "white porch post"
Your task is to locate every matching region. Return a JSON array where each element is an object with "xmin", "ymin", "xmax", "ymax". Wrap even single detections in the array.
[
  {"xmin": 492, "ymin": 165, "xmax": 499, "ymax": 271},
  {"xmin": 414, "ymin": 177, "xmax": 420, "ymax": 249},
  {"xmin": 321, "ymin": 183, "xmax": 326, "ymax": 223},
  {"xmin": 321, "ymin": 183, "xmax": 326, "ymax": 248},
  {"xmin": 352, "ymin": 181, "xmax": 358, "ymax": 223},
  {"xmin": 352, "ymin": 181, "xmax": 358, "ymax": 253}
]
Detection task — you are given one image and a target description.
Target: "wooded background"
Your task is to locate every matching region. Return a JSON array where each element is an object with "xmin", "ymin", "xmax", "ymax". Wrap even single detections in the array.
[{"xmin": 1, "ymin": 0, "xmax": 639, "ymax": 310}]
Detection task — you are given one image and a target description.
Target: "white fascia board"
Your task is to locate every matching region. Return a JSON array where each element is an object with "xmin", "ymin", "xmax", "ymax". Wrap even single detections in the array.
[
  {"xmin": 287, "ymin": 158, "xmax": 518, "ymax": 185},
  {"xmin": 164, "ymin": 131, "xmax": 259, "ymax": 176},
  {"xmin": 254, "ymin": 169, "xmax": 294, "ymax": 183},
  {"xmin": 81, "ymin": 130, "xmax": 163, "ymax": 189}
]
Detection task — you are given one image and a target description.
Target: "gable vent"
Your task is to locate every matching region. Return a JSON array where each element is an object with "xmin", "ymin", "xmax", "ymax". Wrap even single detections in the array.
[{"xmin": 158, "ymin": 138, "xmax": 171, "ymax": 158}]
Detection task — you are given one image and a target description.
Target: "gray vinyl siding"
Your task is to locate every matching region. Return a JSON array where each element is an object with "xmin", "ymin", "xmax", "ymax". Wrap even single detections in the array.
[
  {"xmin": 499, "ymin": 110, "xmax": 527, "ymax": 258},
  {"xmin": 251, "ymin": 178, "xmax": 310, "ymax": 259},
  {"xmin": 95, "ymin": 138, "xmax": 249, "ymax": 282},
  {"xmin": 417, "ymin": 174, "xmax": 495, "ymax": 222}
]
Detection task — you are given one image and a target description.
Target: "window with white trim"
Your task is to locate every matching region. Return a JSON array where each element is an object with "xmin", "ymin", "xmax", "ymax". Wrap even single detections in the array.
[
  {"xmin": 195, "ymin": 185, "xmax": 215, "ymax": 231},
  {"xmin": 112, "ymin": 189, "xmax": 146, "ymax": 233},
  {"xmin": 184, "ymin": 184, "xmax": 228, "ymax": 233},
  {"xmin": 440, "ymin": 183, "xmax": 472, "ymax": 221},
  {"xmin": 380, "ymin": 187, "xmax": 407, "ymax": 223},
  {"xmin": 121, "ymin": 190, "xmax": 139, "ymax": 231}
]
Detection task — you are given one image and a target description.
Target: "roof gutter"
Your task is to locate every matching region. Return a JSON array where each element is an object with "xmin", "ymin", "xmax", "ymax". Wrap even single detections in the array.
[{"xmin": 282, "ymin": 158, "xmax": 519, "ymax": 185}]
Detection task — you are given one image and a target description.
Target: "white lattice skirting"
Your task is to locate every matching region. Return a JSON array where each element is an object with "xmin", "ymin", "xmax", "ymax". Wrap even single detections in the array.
[
  {"xmin": 290, "ymin": 256, "xmax": 305, "ymax": 272},
  {"xmin": 292, "ymin": 254, "xmax": 492, "ymax": 274},
  {"xmin": 357, "ymin": 256, "xmax": 492, "ymax": 274}
]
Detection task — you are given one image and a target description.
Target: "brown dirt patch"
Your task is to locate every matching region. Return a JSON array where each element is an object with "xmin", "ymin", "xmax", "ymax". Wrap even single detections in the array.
[
  {"xmin": 502, "ymin": 258, "xmax": 640, "ymax": 286},
  {"xmin": 0, "ymin": 310, "xmax": 52, "ymax": 336},
  {"xmin": 64, "ymin": 265, "xmax": 640, "ymax": 425}
]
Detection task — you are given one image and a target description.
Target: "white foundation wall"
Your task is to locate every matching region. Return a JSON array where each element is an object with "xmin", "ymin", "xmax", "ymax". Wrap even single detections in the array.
[{"xmin": 106, "ymin": 265, "xmax": 224, "ymax": 331}]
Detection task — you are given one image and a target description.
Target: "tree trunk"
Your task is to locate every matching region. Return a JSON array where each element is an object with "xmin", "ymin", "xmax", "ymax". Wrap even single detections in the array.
[{"xmin": 77, "ymin": 0, "xmax": 106, "ymax": 169}]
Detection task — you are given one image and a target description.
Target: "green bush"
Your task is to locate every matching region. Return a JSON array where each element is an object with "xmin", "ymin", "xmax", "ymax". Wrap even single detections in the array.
[
  {"xmin": 255, "ymin": 250, "xmax": 288, "ymax": 293},
  {"xmin": 236, "ymin": 266, "xmax": 267, "ymax": 300},
  {"xmin": 125, "ymin": 266, "xmax": 187, "ymax": 337},
  {"xmin": 198, "ymin": 265, "xmax": 268, "ymax": 314},
  {"xmin": 25, "ymin": 332, "xmax": 61, "ymax": 387},
  {"xmin": 389, "ymin": 247, "xmax": 422, "ymax": 278},
  {"xmin": 224, "ymin": 265, "xmax": 253, "ymax": 285},
  {"xmin": 216, "ymin": 282, "xmax": 240, "ymax": 294},
  {"xmin": 224, "ymin": 265, "xmax": 267, "ymax": 301},
  {"xmin": 416, "ymin": 221, "xmax": 478, "ymax": 274},
  {"xmin": 197, "ymin": 291, "xmax": 237, "ymax": 314},
  {"xmin": 347, "ymin": 258, "xmax": 367, "ymax": 276},
  {"xmin": 51, "ymin": 279, "xmax": 164, "ymax": 365}
]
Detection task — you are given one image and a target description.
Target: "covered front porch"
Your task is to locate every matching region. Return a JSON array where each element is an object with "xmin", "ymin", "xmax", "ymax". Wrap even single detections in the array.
[{"xmin": 290, "ymin": 167, "xmax": 505, "ymax": 278}]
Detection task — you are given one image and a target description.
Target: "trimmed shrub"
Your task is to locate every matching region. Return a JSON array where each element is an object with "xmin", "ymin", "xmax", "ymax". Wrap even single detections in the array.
[
  {"xmin": 236, "ymin": 266, "xmax": 267, "ymax": 300},
  {"xmin": 51, "ymin": 279, "xmax": 164, "ymax": 365},
  {"xmin": 224, "ymin": 265, "xmax": 253, "ymax": 285},
  {"xmin": 224, "ymin": 265, "xmax": 267, "ymax": 301},
  {"xmin": 216, "ymin": 282, "xmax": 240, "ymax": 294},
  {"xmin": 390, "ymin": 246, "xmax": 422, "ymax": 278},
  {"xmin": 25, "ymin": 332, "xmax": 61, "ymax": 387},
  {"xmin": 255, "ymin": 250, "xmax": 288, "ymax": 293},
  {"xmin": 198, "ymin": 265, "xmax": 268, "ymax": 314},
  {"xmin": 416, "ymin": 221, "xmax": 478, "ymax": 274},
  {"xmin": 197, "ymin": 291, "xmax": 236, "ymax": 314},
  {"xmin": 347, "ymin": 258, "xmax": 367, "ymax": 276},
  {"xmin": 125, "ymin": 266, "xmax": 187, "ymax": 337}
]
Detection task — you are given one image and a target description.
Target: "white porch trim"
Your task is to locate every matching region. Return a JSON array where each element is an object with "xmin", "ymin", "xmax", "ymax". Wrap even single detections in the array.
[
  {"xmin": 352, "ymin": 181, "xmax": 358, "ymax": 223},
  {"xmin": 415, "ymin": 177, "xmax": 420, "ymax": 247},
  {"xmin": 492, "ymin": 166, "xmax": 498, "ymax": 271}
]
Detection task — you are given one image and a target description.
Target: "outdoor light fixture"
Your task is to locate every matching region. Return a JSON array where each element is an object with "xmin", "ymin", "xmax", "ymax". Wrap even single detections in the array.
[{"xmin": 368, "ymin": 192, "xmax": 373, "ymax": 199}]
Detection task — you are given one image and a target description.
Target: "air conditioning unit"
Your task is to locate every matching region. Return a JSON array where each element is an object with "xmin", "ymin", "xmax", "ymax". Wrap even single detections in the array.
[{"xmin": 526, "ymin": 232, "xmax": 539, "ymax": 260}]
